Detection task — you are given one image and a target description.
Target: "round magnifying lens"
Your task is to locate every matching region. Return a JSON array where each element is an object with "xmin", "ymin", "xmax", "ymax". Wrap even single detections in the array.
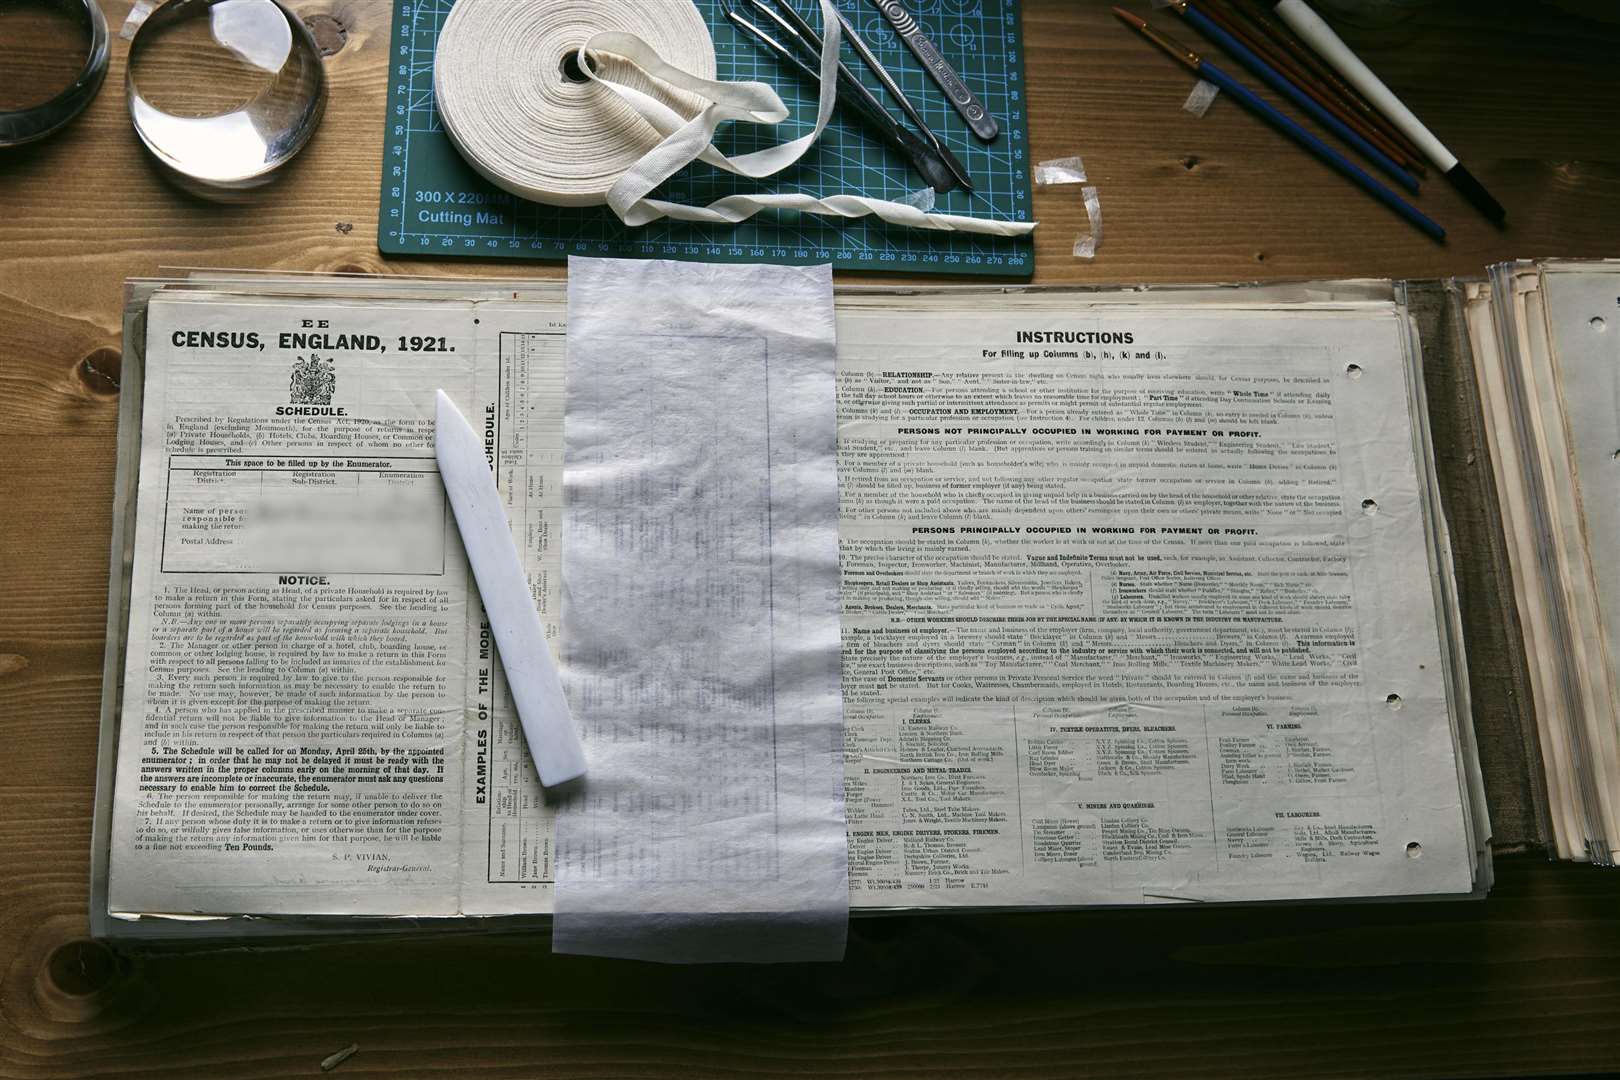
[
  {"xmin": 0, "ymin": 0, "xmax": 109, "ymax": 148},
  {"xmin": 126, "ymin": 0, "xmax": 326, "ymax": 191}
]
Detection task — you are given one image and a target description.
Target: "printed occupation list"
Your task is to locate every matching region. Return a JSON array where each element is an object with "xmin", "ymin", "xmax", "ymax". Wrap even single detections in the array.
[{"xmin": 834, "ymin": 307, "xmax": 1473, "ymax": 908}]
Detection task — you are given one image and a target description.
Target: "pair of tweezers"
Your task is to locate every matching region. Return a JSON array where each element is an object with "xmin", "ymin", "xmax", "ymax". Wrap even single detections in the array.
[{"xmin": 722, "ymin": 0, "xmax": 973, "ymax": 194}]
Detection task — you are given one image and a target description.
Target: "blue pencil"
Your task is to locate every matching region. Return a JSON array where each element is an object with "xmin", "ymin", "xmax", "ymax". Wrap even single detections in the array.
[
  {"xmin": 1169, "ymin": 0, "xmax": 1419, "ymax": 193},
  {"xmin": 1113, "ymin": 7, "xmax": 1444, "ymax": 242}
]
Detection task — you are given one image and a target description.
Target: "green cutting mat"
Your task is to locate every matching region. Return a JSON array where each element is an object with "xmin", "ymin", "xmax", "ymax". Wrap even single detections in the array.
[{"xmin": 379, "ymin": 0, "xmax": 1033, "ymax": 275}]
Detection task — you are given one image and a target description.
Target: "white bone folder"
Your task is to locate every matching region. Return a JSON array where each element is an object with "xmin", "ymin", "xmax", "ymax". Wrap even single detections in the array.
[{"xmin": 435, "ymin": 389, "xmax": 587, "ymax": 787}]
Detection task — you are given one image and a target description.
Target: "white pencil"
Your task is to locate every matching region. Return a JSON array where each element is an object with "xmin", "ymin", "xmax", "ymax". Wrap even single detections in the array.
[{"xmin": 1272, "ymin": 0, "xmax": 1505, "ymax": 225}]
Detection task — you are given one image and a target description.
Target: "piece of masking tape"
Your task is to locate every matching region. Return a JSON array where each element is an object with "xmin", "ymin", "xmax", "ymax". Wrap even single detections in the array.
[
  {"xmin": 1074, "ymin": 185, "xmax": 1102, "ymax": 259},
  {"xmin": 1034, "ymin": 155, "xmax": 1086, "ymax": 187},
  {"xmin": 120, "ymin": 0, "xmax": 154, "ymax": 40},
  {"xmin": 1183, "ymin": 79, "xmax": 1220, "ymax": 117},
  {"xmin": 898, "ymin": 186, "xmax": 936, "ymax": 213}
]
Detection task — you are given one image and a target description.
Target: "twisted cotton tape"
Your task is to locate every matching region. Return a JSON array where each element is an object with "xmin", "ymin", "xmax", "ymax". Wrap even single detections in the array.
[{"xmin": 434, "ymin": 0, "xmax": 1035, "ymax": 237}]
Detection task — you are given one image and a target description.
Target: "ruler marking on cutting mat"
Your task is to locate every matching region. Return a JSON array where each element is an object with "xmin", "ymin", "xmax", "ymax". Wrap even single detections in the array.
[{"xmin": 379, "ymin": 0, "xmax": 1033, "ymax": 276}]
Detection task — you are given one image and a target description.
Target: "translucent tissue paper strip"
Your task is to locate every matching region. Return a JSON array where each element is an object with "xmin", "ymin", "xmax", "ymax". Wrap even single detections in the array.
[
  {"xmin": 1034, "ymin": 155, "xmax": 1087, "ymax": 187},
  {"xmin": 553, "ymin": 257, "xmax": 848, "ymax": 963}
]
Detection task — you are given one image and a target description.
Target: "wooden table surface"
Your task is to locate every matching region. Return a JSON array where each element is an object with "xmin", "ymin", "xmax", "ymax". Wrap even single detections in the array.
[{"xmin": 5, "ymin": 2, "xmax": 1620, "ymax": 1077}]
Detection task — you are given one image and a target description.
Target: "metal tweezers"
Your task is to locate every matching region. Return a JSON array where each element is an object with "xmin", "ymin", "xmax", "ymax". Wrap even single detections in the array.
[{"xmin": 720, "ymin": 0, "xmax": 973, "ymax": 194}]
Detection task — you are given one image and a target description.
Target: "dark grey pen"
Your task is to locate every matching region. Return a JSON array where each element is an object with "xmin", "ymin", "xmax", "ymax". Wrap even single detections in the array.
[
  {"xmin": 869, "ymin": 0, "xmax": 999, "ymax": 142},
  {"xmin": 831, "ymin": 7, "xmax": 973, "ymax": 192}
]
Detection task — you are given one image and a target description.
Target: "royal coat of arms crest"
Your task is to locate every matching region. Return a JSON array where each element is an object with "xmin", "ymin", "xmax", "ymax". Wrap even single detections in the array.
[{"xmin": 289, "ymin": 356, "xmax": 336, "ymax": 405}]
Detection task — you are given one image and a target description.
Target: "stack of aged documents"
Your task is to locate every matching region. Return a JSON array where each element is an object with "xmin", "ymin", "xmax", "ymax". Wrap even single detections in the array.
[
  {"xmin": 92, "ymin": 271, "xmax": 1493, "ymax": 941},
  {"xmin": 1466, "ymin": 259, "xmax": 1620, "ymax": 864}
]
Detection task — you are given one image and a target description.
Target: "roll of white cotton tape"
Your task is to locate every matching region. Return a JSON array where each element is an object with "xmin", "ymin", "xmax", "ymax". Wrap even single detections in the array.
[{"xmin": 435, "ymin": 0, "xmax": 715, "ymax": 207}]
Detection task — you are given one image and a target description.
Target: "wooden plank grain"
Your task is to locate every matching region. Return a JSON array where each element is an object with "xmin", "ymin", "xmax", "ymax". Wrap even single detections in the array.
[
  {"xmin": 5, "ymin": 2, "xmax": 1620, "ymax": 1078},
  {"xmin": 1, "ymin": 856, "xmax": 1618, "ymax": 1080},
  {"xmin": 1016, "ymin": 2, "xmax": 1620, "ymax": 282},
  {"xmin": 1, "ymin": 0, "xmax": 1615, "ymax": 301}
]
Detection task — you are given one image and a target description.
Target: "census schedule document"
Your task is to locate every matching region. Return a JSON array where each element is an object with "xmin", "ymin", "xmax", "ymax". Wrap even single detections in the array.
[
  {"xmin": 107, "ymin": 293, "xmax": 590, "ymax": 917},
  {"xmin": 104, "ymin": 289, "xmax": 1477, "ymax": 922}
]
